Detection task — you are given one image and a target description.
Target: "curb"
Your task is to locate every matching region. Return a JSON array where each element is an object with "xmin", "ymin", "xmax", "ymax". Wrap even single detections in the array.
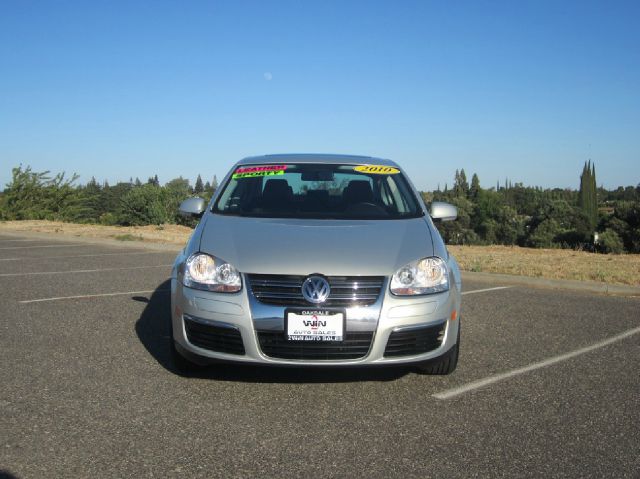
[{"xmin": 462, "ymin": 271, "xmax": 640, "ymax": 297}]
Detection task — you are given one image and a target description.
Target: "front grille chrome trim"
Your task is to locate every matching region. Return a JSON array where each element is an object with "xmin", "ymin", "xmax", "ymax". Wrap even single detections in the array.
[{"xmin": 248, "ymin": 274, "xmax": 384, "ymax": 307}]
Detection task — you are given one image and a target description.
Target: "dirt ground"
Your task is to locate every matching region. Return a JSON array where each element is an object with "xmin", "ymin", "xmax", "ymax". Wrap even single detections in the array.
[
  {"xmin": 0, "ymin": 220, "xmax": 192, "ymax": 245},
  {"xmin": 448, "ymin": 245, "xmax": 640, "ymax": 286},
  {"xmin": 1, "ymin": 220, "xmax": 638, "ymax": 286}
]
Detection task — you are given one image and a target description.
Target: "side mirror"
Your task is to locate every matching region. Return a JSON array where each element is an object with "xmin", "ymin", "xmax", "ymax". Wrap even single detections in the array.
[
  {"xmin": 430, "ymin": 201, "xmax": 457, "ymax": 222},
  {"xmin": 179, "ymin": 197, "xmax": 206, "ymax": 218}
]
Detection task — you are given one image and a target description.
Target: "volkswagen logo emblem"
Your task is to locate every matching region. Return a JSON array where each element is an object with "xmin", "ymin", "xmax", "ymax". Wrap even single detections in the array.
[{"xmin": 301, "ymin": 276, "xmax": 330, "ymax": 304}]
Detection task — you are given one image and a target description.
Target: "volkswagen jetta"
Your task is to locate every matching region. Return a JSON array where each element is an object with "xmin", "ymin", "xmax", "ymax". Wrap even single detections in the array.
[{"xmin": 171, "ymin": 154, "xmax": 461, "ymax": 374}]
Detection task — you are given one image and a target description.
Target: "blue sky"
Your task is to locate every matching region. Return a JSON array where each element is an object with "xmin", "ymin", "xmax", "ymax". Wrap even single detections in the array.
[{"xmin": 1, "ymin": 0, "xmax": 638, "ymax": 191}]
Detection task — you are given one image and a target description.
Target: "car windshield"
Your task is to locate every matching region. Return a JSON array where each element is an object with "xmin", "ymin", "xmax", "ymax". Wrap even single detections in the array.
[{"xmin": 212, "ymin": 163, "xmax": 423, "ymax": 219}]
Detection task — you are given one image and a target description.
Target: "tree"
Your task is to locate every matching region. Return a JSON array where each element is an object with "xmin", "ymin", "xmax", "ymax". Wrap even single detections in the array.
[
  {"xmin": 118, "ymin": 184, "xmax": 168, "ymax": 225},
  {"xmin": 602, "ymin": 201, "xmax": 640, "ymax": 253},
  {"xmin": 433, "ymin": 196, "xmax": 479, "ymax": 245},
  {"xmin": 80, "ymin": 176, "xmax": 104, "ymax": 222},
  {"xmin": 147, "ymin": 174, "xmax": 160, "ymax": 186},
  {"xmin": 164, "ymin": 177, "xmax": 192, "ymax": 223},
  {"xmin": 578, "ymin": 160, "xmax": 598, "ymax": 230},
  {"xmin": 0, "ymin": 166, "xmax": 88, "ymax": 221},
  {"xmin": 526, "ymin": 218, "xmax": 561, "ymax": 248},
  {"xmin": 453, "ymin": 169, "xmax": 469, "ymax": 197},
  {"xmin": 194, "ymin": 174, "xmax": 204, "ymax": 194},
  {"xmin": 101, "ymin": 182, "xmax": 132, "ymax": 216},
  {"xmin": 469, "ymin": 173, "xmax": 480, "ymax": 200}
]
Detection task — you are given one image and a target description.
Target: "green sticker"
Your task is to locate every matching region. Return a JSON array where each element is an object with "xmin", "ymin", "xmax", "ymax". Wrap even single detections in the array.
[{"xmin": 233, "ymin": 165, "xmax": 287, "ymax": 179}]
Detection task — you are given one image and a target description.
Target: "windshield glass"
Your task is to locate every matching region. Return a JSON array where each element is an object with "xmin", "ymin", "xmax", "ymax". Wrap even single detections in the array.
[{"xmin": 212, "ymin": 163, "xmax": 423, "ymax": 219}]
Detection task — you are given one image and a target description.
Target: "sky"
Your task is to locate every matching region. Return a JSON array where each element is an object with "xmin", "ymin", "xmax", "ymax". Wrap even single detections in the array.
[{"xmin": 1, "ymin": 0, "xmax": 639, "ymax": 191}]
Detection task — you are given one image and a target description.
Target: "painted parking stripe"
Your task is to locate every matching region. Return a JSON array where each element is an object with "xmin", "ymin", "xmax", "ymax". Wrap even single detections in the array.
[
  {"xmin": 19, "ymin": 289, "xmax": 171, "ymax": 304},
  {"xmin": 0, "ymin": 238, "xmax": 50, "ymax": 242},
  {"xmin": 18, "ymin": 282, "xmax": 511, "ymax": 303},
  {"xmin": 433, "ymin": 325, "xmax": 640, "ymax": 400},
  {"xmin": 462, "ymin": 286, "xmax": 512, "ymax": 295},
  {"xmin": 0, "ymin": 244, "xmax": 96, "ymax": 250},
  {"xmin": 0, "ymin": 251, "xmax": 172, "ymax": 262},
  {"xmin": 0, "ymin": 264, "xmax": 173, "ymax": 277}
]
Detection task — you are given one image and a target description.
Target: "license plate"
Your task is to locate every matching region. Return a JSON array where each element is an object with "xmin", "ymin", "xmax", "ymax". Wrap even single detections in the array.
[{"xmin": 285, "ymin": 309, "xmax": 345, "ymax": 341}]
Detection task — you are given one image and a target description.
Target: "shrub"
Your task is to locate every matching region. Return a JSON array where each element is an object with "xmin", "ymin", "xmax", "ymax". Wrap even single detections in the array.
[
  {"xmin": 598, "ymin": 229, "xmax": 624, "ymax": 254},
  {"xmin": 117, "ymin": 184, "xmax": 169, "ymax": 226}
]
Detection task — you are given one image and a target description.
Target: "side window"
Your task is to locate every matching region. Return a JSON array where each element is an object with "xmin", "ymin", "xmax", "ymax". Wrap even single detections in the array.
[
  {"xmin": 385, "ymin": 177, "xmax": 409, "ymax": 213},
  {"xmin": 379, "ymin": 178, "xmax": 395, "ymax": 209}
]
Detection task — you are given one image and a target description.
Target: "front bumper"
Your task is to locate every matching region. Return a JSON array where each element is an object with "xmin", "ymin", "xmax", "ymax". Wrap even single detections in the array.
[{"xmin": 170, "ymin": 274, "xmax": 461, "ymax": 367}]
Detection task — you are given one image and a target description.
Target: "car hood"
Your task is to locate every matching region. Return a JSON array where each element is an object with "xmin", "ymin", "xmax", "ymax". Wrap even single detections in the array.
[{"xmin": 197, "ymin": 215, "xmax": 434, "ymax": 276}]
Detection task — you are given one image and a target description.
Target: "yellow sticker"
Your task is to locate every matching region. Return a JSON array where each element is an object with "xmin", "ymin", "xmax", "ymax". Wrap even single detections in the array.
[{"xmin": 354, "ymin": 165, "xmax": 400, "ymax": 175}]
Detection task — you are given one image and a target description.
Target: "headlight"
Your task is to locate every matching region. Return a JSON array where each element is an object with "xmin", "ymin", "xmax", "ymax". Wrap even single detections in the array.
[
  {"xmin": 182, "ymin": 253, "xmax": 242, "ymax": 292},
  {"xmin": 390, "ymin": 257, "xmax": 449, "ymax": 296}
]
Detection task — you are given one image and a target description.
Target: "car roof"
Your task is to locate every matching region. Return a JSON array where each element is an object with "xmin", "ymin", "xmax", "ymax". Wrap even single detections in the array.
[{"xmin": 236, "ymin": 153, "xmax": 399, "ymax": 167}]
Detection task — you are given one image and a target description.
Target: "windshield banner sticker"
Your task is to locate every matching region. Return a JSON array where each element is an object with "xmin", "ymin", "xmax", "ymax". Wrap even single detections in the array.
[
  {"xmin": 233, "ymin": 165, "xmax": 287, "ymax": 179},
  {"xmin": 354, "ymin": 165, "xmax": 400, "ymax": 175}
]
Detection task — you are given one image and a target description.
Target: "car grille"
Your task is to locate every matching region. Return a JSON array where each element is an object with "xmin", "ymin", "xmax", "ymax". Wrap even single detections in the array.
[
  {"xmin": 248, "ymin": 274, "xmax": 384, "ymax": 307},
  {"xmin": 184, "ymin": 316, "xmax": 245, "ymax": 355},
  {"xmin": 383, "ymin": 321, "xmax": 446, "ymax": 357},
  {"xmin": 257, "ymin": 331, "xmax": 374, "ymax": 360}
]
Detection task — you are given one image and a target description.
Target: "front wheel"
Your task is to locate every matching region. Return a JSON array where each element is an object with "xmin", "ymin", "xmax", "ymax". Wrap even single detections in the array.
[
  {"xmin": 416, "ymin": 322, "xmax": 460, "ymax": 375},
  {"xmin": 170, "ymin": 339, "xmax": 200, "ymax": 374}
]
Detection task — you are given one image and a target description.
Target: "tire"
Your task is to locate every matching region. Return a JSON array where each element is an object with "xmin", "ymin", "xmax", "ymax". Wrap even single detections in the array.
[
  {"xmin": 416, "ymin": 321, "xmax": 460, "ymax": 375},
  {"xmin": 170, "ymin": 339, "xmax": 199, "ymax": 374}
]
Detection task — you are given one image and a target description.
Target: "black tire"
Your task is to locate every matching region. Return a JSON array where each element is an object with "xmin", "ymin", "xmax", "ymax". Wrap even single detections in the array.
[
  {"xmin": 416, "ymin": 322, "xmax": 460, "ymax": 375},
  {"xmin": 170, "ymin": 339, "xmax": 199, "ymax": 374}
]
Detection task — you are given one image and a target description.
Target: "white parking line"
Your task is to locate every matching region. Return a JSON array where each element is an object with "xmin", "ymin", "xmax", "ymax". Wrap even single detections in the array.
[
  {"xmin": 462, "ymin": 286, "xmax": 512, "ymax": 295},
  {"xmin": 17, "ymin": 282, "xmax": 511, "ymax": 303},
  {"xmin": 433, "ymin": 325, "xmax": 640, "ymax": 400},
  {"xmin": 0, "ymin": 238, "xmax": 48, "ymax": 242},
  {"xmin": 19, "ymin": 289, "xmax": 171, "ymax": 304},
  {"xmin": 0, "ymin": 251, "xmax": 172, "ymax": 262},
  {"xmin": 0, "ymin": 264, "xmax": 173, "ymax": 277},
  {"xmin": 0, "ymin": 244, "xmax": 96, "ymax": 250}
]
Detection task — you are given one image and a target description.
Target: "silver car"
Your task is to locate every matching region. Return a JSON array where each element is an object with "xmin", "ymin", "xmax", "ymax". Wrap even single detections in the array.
[{"xmin": 171, "ymin": 154, "xmax": 461, "ymax": 374}]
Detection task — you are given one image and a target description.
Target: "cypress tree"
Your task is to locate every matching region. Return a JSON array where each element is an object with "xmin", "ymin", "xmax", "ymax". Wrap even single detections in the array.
[
  {"xmin": 578, "ymin": 161, "xmax": 597, "ymax": 229},
  {"xmin": 469, "ymin": 173, "xmax": 480, "ymax": 199},
  {"xmin": 459, "ymin": 169, "xmax": 469, "ymax": 196}
]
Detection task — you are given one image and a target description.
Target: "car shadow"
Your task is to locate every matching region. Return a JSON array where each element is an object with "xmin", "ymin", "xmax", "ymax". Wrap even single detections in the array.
[{"xmin": 134, "ymin": 280, "xmax": 410, "ymax": 383}]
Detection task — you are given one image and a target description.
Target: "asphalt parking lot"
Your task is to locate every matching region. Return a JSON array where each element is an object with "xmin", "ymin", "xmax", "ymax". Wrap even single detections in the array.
[{"xmin": 1, "ymin": 233, "xmax": 639, "ymax": 478}]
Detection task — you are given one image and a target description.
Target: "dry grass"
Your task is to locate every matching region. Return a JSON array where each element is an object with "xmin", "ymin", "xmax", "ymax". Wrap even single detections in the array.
[
  {"xmin": 1, "ymin": 220, "xmax": 638, "ymax": 286},
  {"xmin": 0, "ymin": 220, "xmax": 191, "ymax": 245},
  {"xmin": 448, "ymin": 245, "xmax": 640, "ymax": 286}
]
